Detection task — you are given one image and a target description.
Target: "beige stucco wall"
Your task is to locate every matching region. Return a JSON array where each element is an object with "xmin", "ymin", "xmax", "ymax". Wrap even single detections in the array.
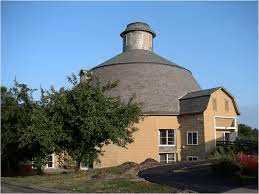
[
  {"xmin": 50, "ymin": 88, "xmax": 239, "ymax": 169},
  {"xmin": 203, "ymin": 89, "xmax": 238, "ymax": 155},
  {"xmin": 95, "ymin": 115, "xmax": 180, "ymax": 168}
]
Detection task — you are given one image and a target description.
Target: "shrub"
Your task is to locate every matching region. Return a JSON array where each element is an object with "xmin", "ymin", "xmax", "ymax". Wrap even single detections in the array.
[
  {"xmin": 212, "ymin": 147, "xmax": 241, "ymax": 177},
  {"xmin": 234, "ymin": 138, "xmax": 258, "ymax": 154},
  {"xmin": 212, "ymin": 159, "xmax": 241, "ymax": 177},
  {"xmin": 238, "ymin": 153, "xmax": 258, "ymax": 176}
]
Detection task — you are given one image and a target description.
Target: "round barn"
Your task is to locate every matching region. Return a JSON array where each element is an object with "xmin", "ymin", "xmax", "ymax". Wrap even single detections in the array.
[{"xmin": 81, "ymin": 22, "xmax": 240, "ymax": 168}]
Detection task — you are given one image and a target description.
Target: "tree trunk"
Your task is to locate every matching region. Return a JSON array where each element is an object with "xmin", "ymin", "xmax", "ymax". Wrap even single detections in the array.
[{"xmin": 75, "ymin": 160, "xmax": 81, "ymax": 172}]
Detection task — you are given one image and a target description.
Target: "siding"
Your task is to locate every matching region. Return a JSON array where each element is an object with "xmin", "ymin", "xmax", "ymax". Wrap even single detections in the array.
[
  {"xmin": 95, "ymin": 116, "xmax": 180, "ymax": 168},
  {"xmin": 203, "ymin": 89, "xmax": 238, "ymax": 154},
  {"xmin": 179, "ymin": 114, "xmax": 206, "ymax": 160}
]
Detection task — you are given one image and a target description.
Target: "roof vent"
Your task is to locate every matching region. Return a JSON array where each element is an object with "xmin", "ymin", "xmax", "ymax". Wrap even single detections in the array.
[{"xmin": 120, "ymin": 22, "xmax": 156, "ymax": 52}]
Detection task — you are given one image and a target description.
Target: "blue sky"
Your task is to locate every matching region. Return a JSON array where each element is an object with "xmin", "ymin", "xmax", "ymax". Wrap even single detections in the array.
[{"xmin": 2, "ymin": 1, "xmax": 258, "ymax": 128}]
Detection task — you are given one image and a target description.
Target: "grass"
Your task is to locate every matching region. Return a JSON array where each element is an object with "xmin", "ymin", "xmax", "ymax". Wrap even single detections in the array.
[{"xmin": 2, "ymin": 171, "xmax": 174, "ymax": 193}]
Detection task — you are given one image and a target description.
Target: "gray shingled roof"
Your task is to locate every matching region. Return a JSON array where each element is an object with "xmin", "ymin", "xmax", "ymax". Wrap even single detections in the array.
[
  {"xmin": 86, "ymin": 22, "xmax": 202, "ymax": 115},
  {"xmin": 90, "ymin": 50, "xmax": 201, "ymax": 115},
  {"xmin": 180, "ymin": 87, "xmax": 221, "ymax": 100},
  {"xmin": 179, "ymin": 87, "xmax": 240, "ymax": 115},
  {"xmin": 92, "ymin": 49, "xmax": 191, "ymax": 73},
  {"xmin": 179, "ymin": 96, "xmax": 210, "ymax": 115},
  {"xmin": 120, "ymin": 22, "xmax": 156, "ymax": 37}
]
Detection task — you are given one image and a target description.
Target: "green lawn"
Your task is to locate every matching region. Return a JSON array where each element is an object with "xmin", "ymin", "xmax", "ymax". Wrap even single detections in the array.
[{"xmin": 2, "ymin": 172, "xmax": 175, "ymax": 193}]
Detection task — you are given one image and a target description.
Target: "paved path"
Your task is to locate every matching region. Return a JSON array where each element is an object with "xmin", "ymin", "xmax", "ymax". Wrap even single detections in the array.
[
  {"xmin": 1, "ymin": 182, "xmax": 67, "ymax": 193},
  {"xmin": 1, "ymin": 183, "xmax": 48, "ymax": 193},
  {"xmin": 139, "ymin": 161, "xmax": 258, "ymax": 193}
]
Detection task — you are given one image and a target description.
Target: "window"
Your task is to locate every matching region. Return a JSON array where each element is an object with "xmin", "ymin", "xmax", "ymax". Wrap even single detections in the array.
[
  {"xmin": 47, "ymin": 154, "xmax": 54, "ymax": 168},
  {"xmin": 80, "ymin": 162, "xmax": 89, "ymax": 170},
  {"xmin": 224, "ymin": 132, "xmax": 230, "ymax": 142},
  {"xmin": 212, "ymin": 98, "xmax": 217, "ymax": 111},
  {"xmin": 32, "ymin": 161, "xmax": 36, "ymax": 169},
  {"xmin": 159, "ymin": 153, "xmax": 175, "ymax": 163},
  {"xmin": 167, "ymin": 153, "xmax": 175, "ymax": 163},
  {"xmin": 159, "ymin": 129, "xmax": 175, "ymax": 145},
  {"xmin": 225, "ymin": 100, "xmax": 229, "ymax": 112},
  {"xmin": 159, "ymin": 154, "xmax": 167, "ymax": 163},
  {"xmin": 187, "ymin": 156, "xmax": 198, "ymax": 161},
  {"xmin": 187, "ymin": 131, "xmax": 198, "ymax": 145}
]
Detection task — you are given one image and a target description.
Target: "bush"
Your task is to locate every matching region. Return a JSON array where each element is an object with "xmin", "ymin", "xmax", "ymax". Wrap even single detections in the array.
[
  {"xmin": 234, "ymin": 138, "xmax": 258, "ymax": 154},
  {"xmin": 212, "ymin": 147, "xmax": 241, "ymax": 177},
  {"xmin": 238, "ymin": 153, "xmax": 258, "ymax": 176},
  {"xmin": 212, "ymin": 159, "xmax": 241, "ymax": 177},
  {"xmin": 32, "ymin": 156, "xmax": 48, "ymax": 175}
]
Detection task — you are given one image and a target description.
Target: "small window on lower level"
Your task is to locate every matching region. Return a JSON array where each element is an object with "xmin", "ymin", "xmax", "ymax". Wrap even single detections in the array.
[
  {"xmin": 187, "ymin": 156, "xmax": 198, "ymax": 161},
  {"xmin": 159, "ymin": 153, "xmax": 175, "ymax": 163},
  {"xmin": 159, "ymin": 154, "xmax": 167, "ymax": 163},
  {"xmin": 47, "ymin": 154, "xmax": 54, "ymax": 168},
  {"xmin": 167, "ymin": 153, "xmax": 175, "ymax": 163}
]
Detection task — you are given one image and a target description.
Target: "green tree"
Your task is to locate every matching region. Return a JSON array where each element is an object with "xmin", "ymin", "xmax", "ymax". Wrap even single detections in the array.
[
  {"xmin": 19, "ymin": 88, "xmax": 63, "ymax": 174},
  {"xmin": 1, "ymin": 81, "xmax": 36, "ymax": 173},
  {"xmin": 238, "ymin": 123, "xmax": 258, "ymax": 141},
  {"xmin": 1, "ymin": 81, "xmax": 61, "ymax": 175},
  {"xmin": 235, "ymin": 123, "xmax": 258, "ymax": 154},
  {"xmin": 41, "ymin": 73, "xmax": 142, "ymax": 171}
]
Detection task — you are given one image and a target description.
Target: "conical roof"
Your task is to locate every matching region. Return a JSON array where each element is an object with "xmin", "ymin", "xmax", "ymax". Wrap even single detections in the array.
[{"xmin": 92, "ymin": 49, "xmax": 189, "ymax": 72}]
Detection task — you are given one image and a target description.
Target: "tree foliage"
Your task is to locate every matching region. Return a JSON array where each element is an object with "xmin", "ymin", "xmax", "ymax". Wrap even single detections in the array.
[
  {"xmin": 40, "ymin": 73, "xmax": 142, "ymax": 170},
  {"xmin": 235, "ymin": 123, "xmax": 258, "ymax": 154},
  {"xmin": 1, "ymin": 73, "xmax": 142, "ymax": 173},
  {"xmin": 238, "ymin": 123, "xmax": 258, "ymax": 141},
  {"xmin": 1, "ymin": 81, "xmax": 37, "ymax": 172}
]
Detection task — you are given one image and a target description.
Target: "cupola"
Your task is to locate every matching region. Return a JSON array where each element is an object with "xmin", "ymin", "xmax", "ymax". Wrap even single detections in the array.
[{"xmin": 120, "ymin": 22, "xmax": 156, "ymax": 52}]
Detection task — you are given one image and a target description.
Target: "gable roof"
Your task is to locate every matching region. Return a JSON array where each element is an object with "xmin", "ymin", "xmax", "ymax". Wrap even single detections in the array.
[{"xmin": 179, "ymin": 87, "xmax": 240, "ymax": 115}]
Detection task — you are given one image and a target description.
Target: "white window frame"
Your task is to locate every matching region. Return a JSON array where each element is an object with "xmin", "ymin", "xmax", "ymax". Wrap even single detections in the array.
[
  {"xmin": 45, "ymin": 153, "xmax": 55, "ymax": 169},
  {"xmin": 223, "ymin": 131, "xmax": 231, "ymax": 141},
  {"xmin": 31, "ymin": 161, "xmax": 36, "ymax": 169},
  {"xmin": 213, "ymin": 116, "xmax": 238, "ymax": 146},
  {"xmin": 159, "ymin": 153, "xmax": 176, "ymax": 163},
  {"xmin": 187, "ymin": 156, "xmax": 198, "ymax": 161},
  {"xmin": 186, "ymin": 131, "xmax": 198, "ymax": 145},
  {"xmin": 158, "ymin": 129, "xmax": 176, "ymax": 146}
]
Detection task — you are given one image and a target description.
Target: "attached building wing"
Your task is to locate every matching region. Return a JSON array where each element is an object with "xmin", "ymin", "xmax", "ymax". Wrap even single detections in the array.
[{"xmin": 179, "ymin": 87, "xmax": 240, "ymax": 115}]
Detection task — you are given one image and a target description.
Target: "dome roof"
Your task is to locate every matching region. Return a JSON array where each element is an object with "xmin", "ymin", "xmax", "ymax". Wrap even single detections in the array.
[
  {"xmin": 88, "ymin": 22, "xmax": 201, "ymax": 115},
  {"xmin": 120, "ymin": 22, "xmax": 156, "ymax": 38}
]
